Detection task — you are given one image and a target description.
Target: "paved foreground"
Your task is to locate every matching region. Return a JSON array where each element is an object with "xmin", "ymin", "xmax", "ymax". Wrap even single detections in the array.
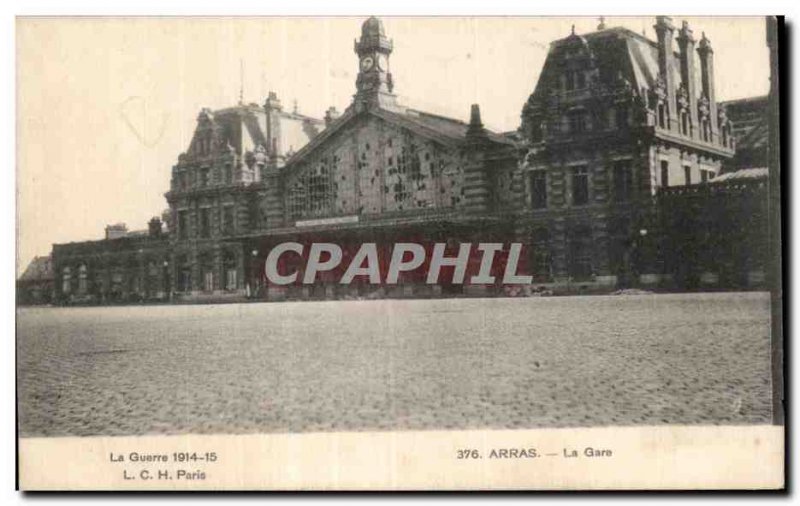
[{"xmin": 17, "ymin": 293, "xmax": 773, "ymax": 437}]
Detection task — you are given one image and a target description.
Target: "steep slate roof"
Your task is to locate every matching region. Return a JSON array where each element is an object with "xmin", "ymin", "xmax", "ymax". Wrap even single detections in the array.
[
  {"xmin": 188, "ymin": 103, "xmax": 323, "ymax": 159},
  {"xmin": 19, "ymin": 255, "xmax": 54, "ymax": 282},
  {"xmin": 710, "ymin": 167, "xmax": 768, "ymax": 183},
  {"xmin": 283, "ymin": 104, "xmax": 515, "ymax": 170},
  {"xmin": 532, "ymin": 26, "xmax": 696, "ymax": 101},
  {"xmin": 721, "ymin": 96, "xmax": 769, "ymax": 154}
]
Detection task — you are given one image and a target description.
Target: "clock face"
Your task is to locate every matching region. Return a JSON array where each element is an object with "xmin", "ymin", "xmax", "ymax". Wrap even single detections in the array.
[
  {"xmin": 377, "ymin": 54, "xmax": 388, "ymax": 71},
  {"xmin": 360, "ymin": 56, "xmax": 374, "ymax": 72}
]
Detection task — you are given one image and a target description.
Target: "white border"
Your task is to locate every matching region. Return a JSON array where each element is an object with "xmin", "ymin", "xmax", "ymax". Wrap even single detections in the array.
[{"xmin": 5, "ymin": 1, "xmax": 796, "ymax": 504}]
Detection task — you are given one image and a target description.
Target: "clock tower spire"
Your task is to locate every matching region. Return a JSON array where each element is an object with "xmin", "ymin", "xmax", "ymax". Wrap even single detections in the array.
[{"xmin": 353, "ymin": 17, "xmax": 397, "ymax": 110}]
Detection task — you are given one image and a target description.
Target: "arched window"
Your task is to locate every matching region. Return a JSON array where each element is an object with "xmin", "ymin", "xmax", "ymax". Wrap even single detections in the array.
[
  {"xmin": 223, "ymin": 251, "xmax": 238, "ymax": 290},
  {"xmin": 78, "ymin": 264, "xmax": 88, "ymax": 294},
  {"xmin": 200, "ymin": 253, "xmax": 214, "ymax": 292},
  {"xmin": 62, "ymin": 267, "xmax": 72, "ymax": 294}
]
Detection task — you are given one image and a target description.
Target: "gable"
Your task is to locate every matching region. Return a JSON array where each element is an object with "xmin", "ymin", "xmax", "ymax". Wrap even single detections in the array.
[
  {"xmin": 187, "ymin": 106, "xmax": 269, "ymax": 158},
  {"xmin": 283, "ymin": 113, "xmax": 469, "ymax": 223}
]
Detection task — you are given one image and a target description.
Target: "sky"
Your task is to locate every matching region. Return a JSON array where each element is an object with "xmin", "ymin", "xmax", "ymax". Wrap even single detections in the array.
[{"xmin": 16, "ymin": 16, "xmax": 770, "ymax": 275}]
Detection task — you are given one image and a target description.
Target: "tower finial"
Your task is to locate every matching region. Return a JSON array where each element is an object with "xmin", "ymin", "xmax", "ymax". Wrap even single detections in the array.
[
  {"xmin": 466, "ymin": 103, "xmax": 487, "ymax": 141},
  {"xmin": 238, "ymin": 59, "xmax": 244, "ymax": 105},
  {"xmin": 571, "ymin": 24, "xmax": 576, "ymax": 35},
  {"xmin": 597, "ymin": 16, "xmax": 606, "ymax": 30},
  {"xmin": 353, "ymin": 16, "xmax": 396, "ymax": 109}
]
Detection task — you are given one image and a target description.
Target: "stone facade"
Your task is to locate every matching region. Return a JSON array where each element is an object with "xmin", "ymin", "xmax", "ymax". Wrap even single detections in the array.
[
  {"xmin": 515, "ymin": 17, "xmax": 735, "ymax": 290},
  {"xmin": 45, "ymin": 16, "xmax": 767, "ymax": 304}
]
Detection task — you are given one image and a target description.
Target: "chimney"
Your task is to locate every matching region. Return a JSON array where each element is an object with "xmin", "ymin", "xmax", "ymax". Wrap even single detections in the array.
[
  {"xmin": 264, "ymin": 91, "xmax": 282, "ymax": 112},
  {"xmin": 653, "ymin": 16, "xmax": 677, "ymax": 132},
  {"xmin": 324, "ymin": 107, "xmax": 340, "ymax": 127},
  {"xmin": 677, "ymin": 21, "xmax": 698, "ymax": 137},
  {"xmin": 264, "ymin": 91, "xmax": 282, "ymax": 165},
  {"xmin": 466, "ymin": 104, "xmax": 488, "ymax": 142},
  {"xmin": 697, "ymin": 32, "xmax": 718, "ymax": 142},
  {"xmin": 105, "ymin": 223, "xmax": 128, "ymax": 240},
  {"xmin": 148, "ymin": 217, "xmax": 163, "ymax": 237}
]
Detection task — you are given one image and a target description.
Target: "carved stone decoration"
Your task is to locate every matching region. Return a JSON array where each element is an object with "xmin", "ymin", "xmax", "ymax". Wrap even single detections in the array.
[
  {"xmin": 676, "ymin": 84, "xmax": 690, "ymax": 110},
  {"xmin": 653, "ymin": 73, "xmax": 667, "ymax": 101},
  {"xmin": 697, "ymin": 94, "xmax": 710, "ymax": 119},
  {"xmin": 253, "ymin": 144, "xmax": 268, "ymax": 165},
  {"xmin": 717, "ymin": 105, "xmax": 728, "ymax": 125},
  {"xmin": 244, "ymin": 150, "xmax": 256, "ymax": 168}
]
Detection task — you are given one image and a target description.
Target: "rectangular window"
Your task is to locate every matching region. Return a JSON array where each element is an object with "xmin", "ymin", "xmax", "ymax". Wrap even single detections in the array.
[
  {"xmin": 199, "ymin": 208, "xmax": 210, "ymax": 238},
  {"xmin": 684, "ymin": 165, "xmax": 692, "ymax": 185},
  {"xmin": 568, "ymin": 226, "xmax": 594, "ymax": 280},
  {"xmin": 568, "ymin": 111, "xmax": 587, "ymax": 134},
  {"xmin": 222, "ymin": 206, "xmax": 235, "ymax": 236},
  {"xmin": 576, "ymin": 71, "xmax": 586, "ymax": 89},
  {"xmin": 616, "ymin": 105, "xmax": 629, "ymax": 129},
  {"xmin": 178, "ymin": 210, "xmax": 188, "ymax": 240},
  {"xmin": 613, "ymin": 161, "xmax": 633, "ymax": 202},
  {"xmin": 224, "ymin": 165, "xmax": 233, "ymax": 184},
  {"xmin": 572, "ymin": 166, "xmax": 589, "ymax": 206},
  {"xmin": 226, "ymin": 269, "xmax": 237, "ymax": 291},
  {"xmin": 200, "ymin": 168, "xmax": 210, "ymax": 187},
  {"xmin": 658, "ymin": 104, "xmax": 667, "ymax": 129},
  {"xmin": 530, "ymin": 171, "xmax": 547, "ymax": 209},
  {"xmin": 700, "ymin": 169, "xmax": 709, "ymax": 183},
  {"xmin": 660, "ymin": 161, "xmax": 670, "ymax": 188}
]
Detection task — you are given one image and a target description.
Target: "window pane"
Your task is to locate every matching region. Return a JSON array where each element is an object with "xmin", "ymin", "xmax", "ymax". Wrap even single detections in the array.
[
  {"xmin": 613, "ymin": 161, "xmax": 632, "ymax": 202},
  {"xmin": 660, "ymin": 161, "xmax": 670, "ymax": 187},
  {"xmin": 572, "ymin": 167, "xmax": 589, "ymax": 205},
  {"xmin": 531, "ymin": 171, "xmax": 547, "ymax": 209}
]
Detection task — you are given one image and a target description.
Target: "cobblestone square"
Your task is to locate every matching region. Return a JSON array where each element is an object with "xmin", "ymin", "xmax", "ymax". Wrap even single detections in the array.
[{"xmin": 17, "ymin": 292, "xmax": 772, "ymax": 437}]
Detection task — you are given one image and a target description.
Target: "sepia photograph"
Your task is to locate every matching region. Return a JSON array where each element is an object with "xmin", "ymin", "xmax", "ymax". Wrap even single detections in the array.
[{"xmin": 14, "ymin": 13, "xmax": 784, "ymax": 491}]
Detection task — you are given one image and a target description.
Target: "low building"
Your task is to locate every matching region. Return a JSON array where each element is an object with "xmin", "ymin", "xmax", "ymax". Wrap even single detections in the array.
[{"xmin": 17, "ymin": 255, "xmax": 54, "ymax": 305}]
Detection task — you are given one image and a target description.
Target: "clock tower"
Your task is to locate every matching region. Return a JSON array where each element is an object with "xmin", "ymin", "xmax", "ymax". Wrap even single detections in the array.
[{"xmin": 353, "ymin": 17, "xmax": 397, "ymax": 110}]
